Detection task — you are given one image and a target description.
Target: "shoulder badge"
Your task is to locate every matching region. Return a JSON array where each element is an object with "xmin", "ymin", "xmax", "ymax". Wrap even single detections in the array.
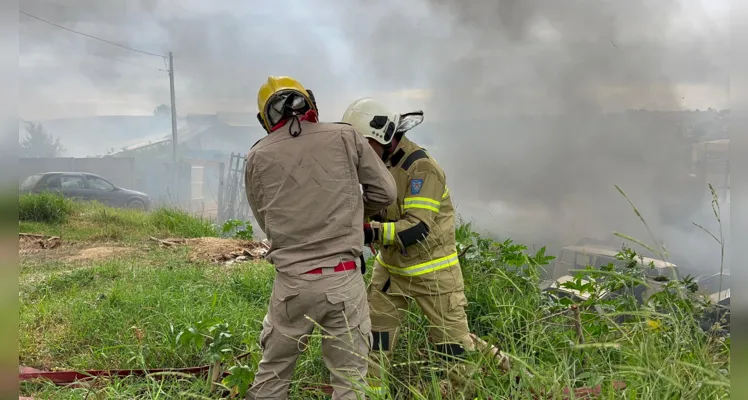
[{"xmin": 410, "ymin": 179, "xmax": 424, "ymax": 195}]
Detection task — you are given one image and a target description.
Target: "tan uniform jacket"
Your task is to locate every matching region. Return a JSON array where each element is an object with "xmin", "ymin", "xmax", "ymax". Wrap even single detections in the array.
[
  {"xmin": 245, "ymin": 120, "xmax": 397, "ymax": 275},
  {"xmin": 369, "ymin": 137, "xmax": 462, "ymax": 292}
]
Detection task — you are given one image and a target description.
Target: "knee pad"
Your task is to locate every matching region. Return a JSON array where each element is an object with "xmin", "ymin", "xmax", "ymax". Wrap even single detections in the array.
[
  {"xmin": 371, "ymin": 331, "xmax": 391, "ymax": 351},
  {"xmin": 434, "ymin": 343, "xmax": 467, "ymax": 360}
]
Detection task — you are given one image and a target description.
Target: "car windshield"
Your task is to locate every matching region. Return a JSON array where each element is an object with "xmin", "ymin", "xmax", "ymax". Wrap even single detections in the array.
[{"xmin": 20, "ymin": 174, "xmax": 43, "ymax": 191}]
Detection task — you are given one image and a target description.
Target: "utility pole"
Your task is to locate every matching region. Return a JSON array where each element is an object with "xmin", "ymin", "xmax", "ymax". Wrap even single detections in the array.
[{"xmin": 168, "ymin": 51, "xmax": 178, "ymax": 162}]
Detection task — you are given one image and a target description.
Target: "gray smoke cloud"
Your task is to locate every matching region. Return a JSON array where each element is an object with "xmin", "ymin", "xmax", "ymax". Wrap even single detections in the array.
[
  {"xmin": 19, "ymin": 0, "xmax": 730, "ymax": 273},
  {"xmin": 19, "ymin": 0, "xmax": 354, "ymax": 118},
  {"xmin": 332, "ymin": 0, "xmax": 729, "ymax": 272}
]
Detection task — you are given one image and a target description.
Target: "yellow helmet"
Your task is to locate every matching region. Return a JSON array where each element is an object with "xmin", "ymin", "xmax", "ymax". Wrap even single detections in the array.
[{"xmin": 256, "ymin": 76, "xmax": 317, "ymax": 131}]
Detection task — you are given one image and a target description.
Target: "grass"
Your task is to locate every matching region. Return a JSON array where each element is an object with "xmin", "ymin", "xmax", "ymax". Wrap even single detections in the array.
[
  {"xmin": 19, "ymin": 197, "xmax": 217, "ymax": 243},
  {"xmin": 19, "ymin": 192, "xmax": 74, "ymax": 224},
  {"xmin": 17, "ymin": 194, "xmax": 730, "ymax": 399}
]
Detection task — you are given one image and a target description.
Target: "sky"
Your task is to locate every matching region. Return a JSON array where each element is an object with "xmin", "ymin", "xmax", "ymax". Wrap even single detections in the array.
[
  {"xmin": 17, "ymin": 0, "xmax": 734, "ymax": 274},
  {"xmin": 18, "ymin": 0, "xmax": 729, "ymax": 121}
]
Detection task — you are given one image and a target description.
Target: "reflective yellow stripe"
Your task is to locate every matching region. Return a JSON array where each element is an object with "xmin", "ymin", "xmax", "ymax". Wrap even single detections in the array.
[
  {"xmin": 376, "ymin": 252, "xmax": 459, "ymax": 276},
  {"xmin": 405, "ymin": 197, "xmax": 440, "ymax": 206},
  {"xmin": 403, "ymin": 197, "xmax": 440, "ymax": 213},
  {"xmin": 403, "ymin": 203, "xmax": 439, "ymax": 213},
  {"xmin": 369, "ymin": 386, "xmax": 387, "ymax": 395},
  {"xmin": 381, "ymin": 222, "xmax": 396, "ymax": 246},
  {"xmin": 442, "ymin": 187, "xmax": 450, "ymax": 199}
]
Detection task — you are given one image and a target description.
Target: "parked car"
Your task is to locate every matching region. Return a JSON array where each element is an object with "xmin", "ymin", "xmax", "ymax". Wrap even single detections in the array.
[{"xmin": 20, "ymin": 172, "xmax": 151, "ymax": 210}]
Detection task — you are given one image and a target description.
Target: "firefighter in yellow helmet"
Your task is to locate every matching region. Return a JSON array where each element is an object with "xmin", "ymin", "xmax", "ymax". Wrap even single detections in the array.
[
  {"xmin": 341, "ymin": 98, "xmax": 476, "ymax": 395},
  {"xmin": 245, "ymin": 79, "xmax": 398, "ymax": 399},
  {"xmin": 255, "ymin": 75, "xmax": 319, "ymax": 135}
]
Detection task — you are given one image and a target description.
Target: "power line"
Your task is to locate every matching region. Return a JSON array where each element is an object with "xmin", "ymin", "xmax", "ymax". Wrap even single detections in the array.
[
  {"xmin": 20, "ymin": 10, "xmax": 165, "ymax": 59},
  {"xmin": 20, "ymin": 33, "xmax": 167, "ymax": 72}
]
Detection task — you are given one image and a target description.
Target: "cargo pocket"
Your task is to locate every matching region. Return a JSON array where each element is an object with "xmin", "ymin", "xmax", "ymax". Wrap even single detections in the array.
[
  {"xmin": 446, "ymin": 291, "xmax": 473, "ymax": 350},
  {"xmin": 271, "ymin": 284, "xmax": 301, "ymax": 326},
  {"xmin": 358, "ymin": 317, "xmax": 373, "ymax": 349},
  {"xmin": 449, "ymin": 291, "xmax": 469, "ymax": 311},
  {"xmin": 258, "ymin": 317, "xmax": 274, "ymax": 352},
  {"xmin": 326, "ymin": 284, "xmax": 367, "ymax": 332}
]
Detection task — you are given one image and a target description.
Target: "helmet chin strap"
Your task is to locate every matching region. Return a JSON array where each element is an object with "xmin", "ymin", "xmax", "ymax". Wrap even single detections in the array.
[{"xmin": 381, "ymin": 141, "xmax": 398, "ymax": 162}]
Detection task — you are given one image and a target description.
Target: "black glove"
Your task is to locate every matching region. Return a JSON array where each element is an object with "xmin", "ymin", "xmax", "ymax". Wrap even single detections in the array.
[
  {"xmin": 363, "ymin": 223, "xmax": 379, "ymax": 245},
  {"xmin": 359, "ymin": 254, "xmax": 367, "ymax": 275}
]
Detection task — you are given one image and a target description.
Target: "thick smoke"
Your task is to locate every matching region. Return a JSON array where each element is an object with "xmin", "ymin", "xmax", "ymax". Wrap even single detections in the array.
[
  {"xmin": 19, "ymin": 0, "xmax": 351, "ymax": 118},
  {"xmin": 334, "ymin": 0, "xmax": 729, "ymax": 272}
]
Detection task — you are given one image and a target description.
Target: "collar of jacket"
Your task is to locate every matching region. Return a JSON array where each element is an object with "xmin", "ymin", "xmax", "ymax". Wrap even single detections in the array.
[{"xmin": 386, "ymin": 136, "xmax": 413, "ymax": 167}]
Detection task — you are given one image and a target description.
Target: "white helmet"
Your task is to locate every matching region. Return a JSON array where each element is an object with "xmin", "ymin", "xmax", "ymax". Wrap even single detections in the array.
[{"xmin": 341, "ymin": 97, "xmax": 402, "ymax": 145}]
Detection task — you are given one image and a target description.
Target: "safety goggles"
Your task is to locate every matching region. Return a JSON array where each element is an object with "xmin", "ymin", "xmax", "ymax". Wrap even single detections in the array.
[{"xmin": 265, "ymin": 90, "xmax": 309, "ymax": 127}]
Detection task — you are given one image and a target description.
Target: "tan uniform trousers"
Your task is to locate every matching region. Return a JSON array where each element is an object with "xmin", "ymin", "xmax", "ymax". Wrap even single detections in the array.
[
  {"xmin": 366, "ymin": 261, "xmax": 474, "ymax": 387},
  {"xmin": 247, "ymin": 264, "xmax": 372, "ymax": 400}
]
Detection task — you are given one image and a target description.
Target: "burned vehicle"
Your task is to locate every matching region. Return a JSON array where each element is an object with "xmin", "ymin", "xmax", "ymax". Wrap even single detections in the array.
[
  {"xmin": 694, "ymin": 271, "xmax": 730, "ymax": 333},
  {"xmin": 540, "ymin": 245, "xmax": 679, "ymax": 305}
]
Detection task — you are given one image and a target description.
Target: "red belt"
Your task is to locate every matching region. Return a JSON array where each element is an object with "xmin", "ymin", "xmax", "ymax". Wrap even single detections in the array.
[{"xmin": 304, "ymin": 260, "xmax": 357, "ymax": 275}]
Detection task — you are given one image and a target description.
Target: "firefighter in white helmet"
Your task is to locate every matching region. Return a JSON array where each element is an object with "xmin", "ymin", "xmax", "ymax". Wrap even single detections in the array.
[{"xmin": 342, "ymin": 97, "xmax": 476, "ymax": 395}]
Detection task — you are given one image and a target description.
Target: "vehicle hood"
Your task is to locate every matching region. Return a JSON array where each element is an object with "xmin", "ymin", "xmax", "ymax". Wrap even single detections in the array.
[{"xmin": 118, "ymin": 188, "xmax": 149, "ymax": 198}]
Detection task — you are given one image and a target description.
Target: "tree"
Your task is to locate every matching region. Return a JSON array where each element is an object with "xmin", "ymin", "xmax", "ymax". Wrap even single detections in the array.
[
  {"xmin": 154, "ymin": 104, "xmax": 171, "ymax": 117},
  {"xmin": 19, "ymin": 122, "xmax": 66, "ymax": 158}
]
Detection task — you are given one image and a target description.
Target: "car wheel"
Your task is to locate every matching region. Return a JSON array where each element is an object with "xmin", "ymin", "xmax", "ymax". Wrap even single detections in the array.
[{"xmin": 128, "ymin": 198, "xmax": 146, "ymax": 211}]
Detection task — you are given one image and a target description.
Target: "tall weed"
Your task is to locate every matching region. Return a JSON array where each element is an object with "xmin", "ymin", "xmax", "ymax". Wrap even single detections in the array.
[
  {"xmin": 150, "ymin": 207, "xmax": 218, "ymax": 238},
  {"xmin": 19, "ymin": 192, "xmax": 73, "ymax": 224}
]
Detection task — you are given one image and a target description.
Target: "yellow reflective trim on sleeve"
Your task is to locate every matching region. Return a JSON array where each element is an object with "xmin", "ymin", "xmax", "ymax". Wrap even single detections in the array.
[
  {"xmin": 381, "ymin": 222, "xmax": 396, "ymax": 246},
  {"xmin": 403, "ymin": 197, "xmax": 440, "ymax": 213},
  {"xmin": 442, "ymin": 187, "xmax": 450, "ymax": 199},
  {"xmin": 368, "ymin": 386, "xmax": 387, "ymax": 396},
  {"xmin": 404, "ymin": 197, "xmax": 440, "ymax": 206},
  {"xmin": 403, "ymin": 203, "xmax": 439, "ymax": 213},
  {"xmin": 375, "ymin": 252, "xmax": 459, "ymax": 276}
]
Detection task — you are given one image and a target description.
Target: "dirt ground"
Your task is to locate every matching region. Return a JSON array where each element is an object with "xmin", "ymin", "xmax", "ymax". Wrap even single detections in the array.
[
  {"xmin": 20, "ymin": 233, "xmax": 134, "ymax": 263},
  {"xmin": 65, "ymin": 246, "xmax": 132, "ymax": 262},
  {"xmin": 19, "ymin": 233, "xmax": 269, "ymax": 266}
]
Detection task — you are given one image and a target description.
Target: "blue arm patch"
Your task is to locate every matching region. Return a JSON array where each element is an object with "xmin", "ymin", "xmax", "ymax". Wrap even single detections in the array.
[{"xmin": 410, "ymin": 179, "xmax": 424, "ymax": 195}]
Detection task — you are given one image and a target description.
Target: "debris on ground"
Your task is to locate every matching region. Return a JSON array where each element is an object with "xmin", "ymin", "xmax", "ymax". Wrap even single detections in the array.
[
  {"xmin": 150, "ymin": 236, "xmax": 270, "ymax": 265},
  {"xmin": 19, "ymin": 233, "xmax": 62, "ymax": 253},
  {"xmin": 471, "ymin": 333, "xmax": 512, "ymax": 372}
]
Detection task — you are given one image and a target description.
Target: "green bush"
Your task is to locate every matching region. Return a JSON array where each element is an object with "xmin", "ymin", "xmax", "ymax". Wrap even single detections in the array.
[
  {"xmin": 149, "ymin": 207, "xmax": 218, "ymax": 238},
  {"xmin": 19, "ymin": 192, "xmax": 73, "ymax": 224},
  {"xmin": 221, "ymin": 219, "xmax": 254, "ymax": 240}
]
